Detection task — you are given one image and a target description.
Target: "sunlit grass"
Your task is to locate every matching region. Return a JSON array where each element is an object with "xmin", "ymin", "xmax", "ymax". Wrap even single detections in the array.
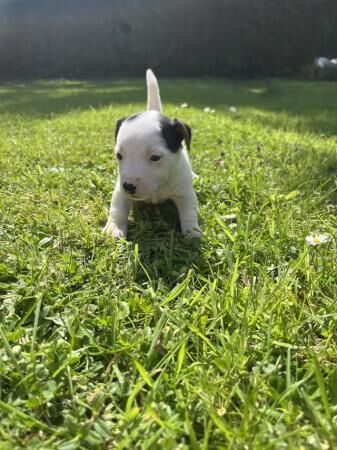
[{"xmin": 0, "ymin": 78, "xmax": 337, "ymax": 449}]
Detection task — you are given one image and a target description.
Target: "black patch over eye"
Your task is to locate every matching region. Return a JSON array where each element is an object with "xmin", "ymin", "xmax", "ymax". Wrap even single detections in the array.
[
  {"xmin": 117, "ymin": 152, "xmax": 123, "ymax": 160},
  {"xmin": 150, "ymin": 155, "xmax": 161, "ymax": 161}
]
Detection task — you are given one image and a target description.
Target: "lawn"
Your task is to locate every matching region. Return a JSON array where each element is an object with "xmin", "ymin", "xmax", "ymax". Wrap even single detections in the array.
[{"xmin": 0, "ymin": 77, "xmax": 337, "ymax": 449}]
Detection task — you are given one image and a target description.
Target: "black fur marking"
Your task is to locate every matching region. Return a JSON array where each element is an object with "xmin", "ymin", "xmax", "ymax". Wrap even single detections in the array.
[
  {"xmin": 160, "ymin": 116, "xmax": 192, "ymax": 152},
  {"xmin": 127, "ymin": 112, "xmax": 142, "ymax": 122},
  {"xmin": 183, "ymin": 123, "xmax": 192, "ymax": 146},
  {"xmin": 115, "ymin": 117, "xmax": 126, "ymax": 141}
]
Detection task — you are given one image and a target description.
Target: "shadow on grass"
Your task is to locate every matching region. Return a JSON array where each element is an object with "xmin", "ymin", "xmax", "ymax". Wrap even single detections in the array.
[
  {"xmin": 0, "ymin": 79, "xmax": 145, "ymax": 117},
  {"xmin": 127, "ymin": 201, "xmax": 208, "ymax": 288},
  {"xmin": 165, "ymin": 78, "xmax": 337, "ymax": 136},
  {"xmin": 0, "ymin": 78, "xmax": 337, "ymax": 136}
]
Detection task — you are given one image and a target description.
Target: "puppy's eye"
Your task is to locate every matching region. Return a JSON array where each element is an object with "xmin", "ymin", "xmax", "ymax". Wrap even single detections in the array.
[
  {"xmin": 116, "ymin": 152, "xmax": 123, "ymax": 161},
  {"xmin": 150, "ymin": 155, "xmax": 161, "ymax": 162}
]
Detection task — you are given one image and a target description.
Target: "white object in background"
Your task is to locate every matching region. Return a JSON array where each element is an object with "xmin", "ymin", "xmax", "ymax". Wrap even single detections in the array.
[{"xmin": 314, "ymin": 56, "xmax": 337, "ymax": 69}]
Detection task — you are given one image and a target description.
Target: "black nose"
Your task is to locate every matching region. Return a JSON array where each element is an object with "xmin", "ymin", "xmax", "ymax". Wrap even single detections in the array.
[{"xmin": 123, "ymin": 182, "xmax": 136, "ymax": 194}]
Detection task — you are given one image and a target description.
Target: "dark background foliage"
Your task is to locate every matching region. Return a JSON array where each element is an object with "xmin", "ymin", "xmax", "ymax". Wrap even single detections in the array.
[{"xmin": 0, "ymin": 0, "xmax": 336, "ymax": 79}]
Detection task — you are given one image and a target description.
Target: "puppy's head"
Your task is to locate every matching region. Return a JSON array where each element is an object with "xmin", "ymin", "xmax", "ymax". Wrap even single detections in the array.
[{"xmin": 114, "ymin": 110, "xmax": 191, "ymax": 200}]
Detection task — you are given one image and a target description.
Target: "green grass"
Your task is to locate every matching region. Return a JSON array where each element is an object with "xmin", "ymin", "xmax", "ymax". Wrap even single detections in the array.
[{"xmin": 0, "ymin": 77, "xmax": 337, "ymax": 449}]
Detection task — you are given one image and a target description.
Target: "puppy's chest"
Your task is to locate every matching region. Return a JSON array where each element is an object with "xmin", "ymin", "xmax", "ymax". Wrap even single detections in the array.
[{"xmin": 145, "ymin": 191, "xmax": 169, "ymax": 204}]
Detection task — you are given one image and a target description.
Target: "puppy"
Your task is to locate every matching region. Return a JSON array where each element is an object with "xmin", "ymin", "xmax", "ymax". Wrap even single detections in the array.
[{"xmin": 103, "ymin": 69, "xmax": 201, "ymax": 239}]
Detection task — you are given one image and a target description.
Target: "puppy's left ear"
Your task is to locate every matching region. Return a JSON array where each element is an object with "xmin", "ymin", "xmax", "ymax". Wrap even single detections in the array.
[
  {"xmin": 115, "ymin": 117, "xmax": 126, "ymax": 141},
  {"xmin": 174, "ymin": 119, "xmax": 192, "ymax": 151}
]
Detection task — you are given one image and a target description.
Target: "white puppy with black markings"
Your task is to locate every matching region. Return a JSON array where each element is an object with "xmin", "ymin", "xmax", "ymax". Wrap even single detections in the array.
[{"xmin": 103, "ymin": 69, "xmax": 201, "ymax": 239}]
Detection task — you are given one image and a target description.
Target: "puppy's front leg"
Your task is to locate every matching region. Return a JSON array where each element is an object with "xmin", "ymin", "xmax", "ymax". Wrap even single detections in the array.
[
  {"xmin": 173, "ymin": 191, "xmax": 201, "ymax": 238},
  {"xmin": 103, "ymin": 182, "xmax": 132, "ymax": 239}
]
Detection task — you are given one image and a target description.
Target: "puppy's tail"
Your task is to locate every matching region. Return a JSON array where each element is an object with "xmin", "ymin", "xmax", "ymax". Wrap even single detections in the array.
[{"xmin": 146, "ymin": 69, "xmax": 162, "ymax": 113}]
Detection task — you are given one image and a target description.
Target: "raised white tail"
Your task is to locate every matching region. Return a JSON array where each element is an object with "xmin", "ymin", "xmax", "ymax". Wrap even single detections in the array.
[{"xmin": 146, "ymin": 69, "xmax": 162, "ymax": 113}]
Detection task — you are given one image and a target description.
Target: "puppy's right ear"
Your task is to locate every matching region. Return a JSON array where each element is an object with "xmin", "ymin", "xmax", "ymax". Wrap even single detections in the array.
[{"xmin": 115, "ymin": 117, "xmax": 126, "ymax": 141}]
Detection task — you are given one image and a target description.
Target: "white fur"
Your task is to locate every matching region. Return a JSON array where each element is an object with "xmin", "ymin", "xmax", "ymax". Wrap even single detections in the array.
[
  {"xmin": 146, "ymin": 69, "xmax": 162, "ymax": 112},
  {"xmin": 103, "ymin": 70, "xmax": 201, "ymax": 239}
]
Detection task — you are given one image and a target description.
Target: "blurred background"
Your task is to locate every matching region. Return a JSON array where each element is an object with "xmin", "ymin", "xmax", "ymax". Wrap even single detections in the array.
[{"xmin": 0, "ymin": 0, "xmax": 336, "ymax": 79}]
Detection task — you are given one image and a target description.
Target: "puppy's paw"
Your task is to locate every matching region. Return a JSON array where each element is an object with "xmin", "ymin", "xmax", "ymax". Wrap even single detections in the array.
[
  {"xmin": 187, "ymin": 230, "xmax": 202, "ymax": 239},
  {"xmin": 190, "ymin": 230, "xmax": 202, "ymax": 238},
  {"xmin": 102, "ymin": 221, "xmax": 127, "ymax": 239},
  {"xmin": 182, "ymin": 226, "xmax": 202, "ymax": 239}
]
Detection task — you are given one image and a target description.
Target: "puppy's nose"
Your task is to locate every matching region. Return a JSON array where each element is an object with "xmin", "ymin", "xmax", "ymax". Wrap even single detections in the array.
[{"xmin": 123, "ymin": 182, "xmax": 136, "ymax": 194}]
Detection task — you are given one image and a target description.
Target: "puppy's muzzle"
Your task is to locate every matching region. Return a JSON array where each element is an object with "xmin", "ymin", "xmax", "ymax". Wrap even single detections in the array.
[{"xmin": 123, "ymin": 182, "xmax": 136, "ymax": 195}]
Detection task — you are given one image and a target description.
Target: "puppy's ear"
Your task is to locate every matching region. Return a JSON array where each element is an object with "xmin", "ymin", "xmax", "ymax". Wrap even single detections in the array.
[
  {"xmin": 160, "ymin": 117, "xmax": 192, "ymax": 152},
  {"xmin": 115, "ymin": 117, "xmax": 126, "ymax": 141},
  {"xmin": 175, "ymin": 120, "xmax": 192, "ymax": 151}
]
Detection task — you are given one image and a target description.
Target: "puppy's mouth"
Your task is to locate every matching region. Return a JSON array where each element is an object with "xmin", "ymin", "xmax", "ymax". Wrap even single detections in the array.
[
  {"xmin": 127, "ymin": 185, "xmax": 160, "ymax": 201},
  {"xmin": 129, "ymin": 193, "xmax": 153, "ymax": 201},
  {"xmin": 130, "ymin": 195, "xmax": 145, "ymax": 201}
]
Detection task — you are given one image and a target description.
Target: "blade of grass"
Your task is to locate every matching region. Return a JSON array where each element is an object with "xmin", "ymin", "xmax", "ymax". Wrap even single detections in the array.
[
  {"xmin": 133, "ymin": 359, "xmax": 153, "ymax": 387},
  {"xmin": 175, "ymin": 339, "xmax": 186, "ymax": 376},
  {"xmin": 30, "ymin": 294, "xmax": 42, "ymax": 355},
  {"xmin": 0, "ymin": 399, "xmax": 52, "ymax": 433},
  {"xmin": 0, "ymin": 325, "xmax": 23, "ymax": 377},
  {"xmin": 313, "ymin": 357, "xmax": 332, "ymax": 421}
]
